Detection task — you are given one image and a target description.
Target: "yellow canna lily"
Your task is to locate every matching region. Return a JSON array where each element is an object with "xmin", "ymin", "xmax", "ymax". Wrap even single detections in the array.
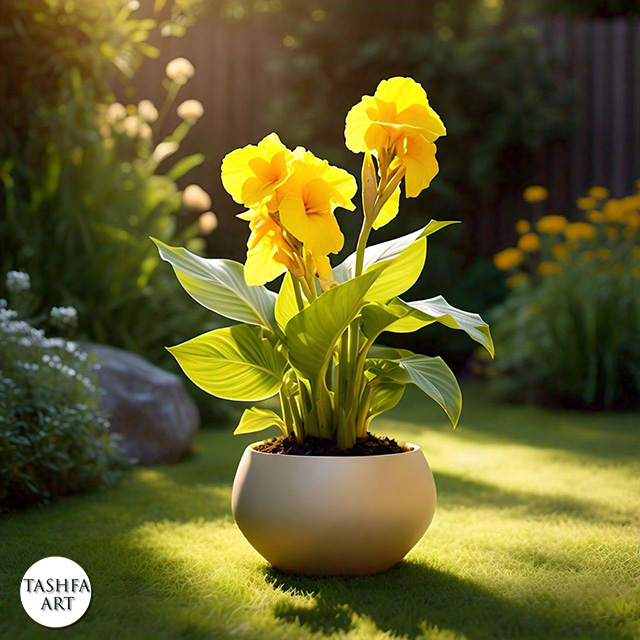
[
  {"xmin": 345, "ymin": 77, "xmax": 446, "ymax": 153},
  {"xmin": 345, "ymin": 77, "xmax": 444, "ymax": 201},
  {"xmin": 277, "ymin": 148, "xmax": 356, "ymax": 256},
  {"xmin": 241, "ymin": 205, "xmax": 298, "ymax": 286},
  {"xmin": 221, "ymin": 133, "xmax": 293, "ymax": 208}
]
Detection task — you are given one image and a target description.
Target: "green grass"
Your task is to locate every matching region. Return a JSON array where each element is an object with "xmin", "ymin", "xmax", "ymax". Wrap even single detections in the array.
[{"xmin": 2, "ymin": 382, "xmax": 639, "ymax": 640}]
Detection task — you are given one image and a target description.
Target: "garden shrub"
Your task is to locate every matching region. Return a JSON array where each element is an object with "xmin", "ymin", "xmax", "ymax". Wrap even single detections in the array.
[
  {"xmin": 489, "ymin": 186, "xmax": 640, "ymax": 410},
  {"xmin": 0, "ymin": 272, "xmax": 126, "ymax": 511},
  {"xmin": 0, "ymin": 0, "xmax": 226, "ymax": 420}
]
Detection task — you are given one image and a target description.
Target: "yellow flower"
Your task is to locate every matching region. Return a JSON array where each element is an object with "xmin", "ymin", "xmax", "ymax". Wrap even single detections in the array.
[
  {"xmin": 603, "ymin": 199, "xmax": 624, "ymax": 222},
  {"xmin": 577, "ymin": 196, "xmax": 597, "ymax": 210},
  {"xmin": 493, "ymin": 248, "xmax": 524, "ymax": 271},
  {"xmin": 517, "ymin": 232, "xmax": 540, "ymax": 252},
  {"xmin": 221, "ymin": 133, "xmax": 293, "ymax": 209},
  {"xmin": 538, "ymin": 261, "xmax": 562, "ymax": 276},
  {"xmin": 523, "ymin": 186, "xmax": 548, "ymax": 203},
  {"xmin": 506, "ymin": 273, "xmax": 527, "ymax": 289},
  {"xmin": 241, "ymin": 206, "xmax": 297, "ymax": 286},
  {"xmin": 552, "ymin": 244, "xmax": 569, "ymax": 260},
  {"xmin": 586, "ymin": 210, "xmax": 604, "ymax": 223},
  {"xmin": 564, "ymin": 222, "xmax": 597, "ymax": 240},
  {"xmin": 597, "ymin": 247, "xmax": 610, "ymax": 260},
  {"xmin": 345, "ymin": 77, "xmax": 446, "ymax": 154},
  {"xmin": 373, "ymin": 186, "xmax": 401, "ymax": 229},
  {"xmin": 606, "ymin": 226, "xmax": 619, "ymax": 239},
  {"xmin": 626, "ymin": 211, "xmax": 640, "ymax": 229},
  {"xmin": 344, "ymin": 77, "xmax": 445, "ymax": 198},
  {"xmin": 582, "ymin": 251, "xmax": 595, "ymax": 262},
  {"xmin": 536, "ymin": 215, "xmax": 567, "ymax": 234},
  {"xmin": 515, "ymin": 219, "xmax": 531, "ymax": 234},
  {"xmin": 587, "ymin": 186, "xmax": 609, "ymax": 199},
  {"xmin": 277, "ymin": 148, "xmax": 356, "ymax": 256}
]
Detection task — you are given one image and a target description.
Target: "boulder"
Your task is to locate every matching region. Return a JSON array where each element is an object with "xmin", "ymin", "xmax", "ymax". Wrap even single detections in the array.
[{"xmin": 84, "ymin": 343, "xmax": 200, "ymax": 464}]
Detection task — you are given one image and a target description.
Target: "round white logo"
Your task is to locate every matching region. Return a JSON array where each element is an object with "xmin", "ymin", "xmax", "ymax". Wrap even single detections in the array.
[{"xmin": 20, "ymin": 557, "xmax": 92, "ymax": 628}]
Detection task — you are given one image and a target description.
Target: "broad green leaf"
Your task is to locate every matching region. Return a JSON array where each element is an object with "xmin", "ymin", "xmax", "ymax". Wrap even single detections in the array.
[
  {"xmin": 388, "ymin": 355, "xmax": 462, "ymax": 428},
  {"xmin": 286, "ymin": 269, "xmax": 382, "ymax": 381},
  {"xmin": 275, "ymin": 272, "xmax": 305, "ymax": 330},
  {"xmin": 167, "ymin": 324, "xmax": 286, "ymax": 402},
  {"xmin": 360, "ymin": 303, "xmax": 408, "ymax": 340},
  {"xmin": 234, "ymin": 407, "xmax": 286, "ymax": 436},
  {"xmin": 167, "ymin": 153, "xmax": 205, "ymax": 180},
  {"xmin": 388, "ymin": 296, "xmax": 494, "ymax": 356},
  {"xmin": 152, "ymin": 238, "xmax": 277, "ymax": 332},
  {"xmin": 367, "ymin": 345, "xmax": 414, "ymax": 360},
  {"xmin": 368, "ymin": 381, "xmax": 405, "ymax": 420},
  {"xmin": 333, "ymin": 220, "xmax": 459, "ymax": 302}
]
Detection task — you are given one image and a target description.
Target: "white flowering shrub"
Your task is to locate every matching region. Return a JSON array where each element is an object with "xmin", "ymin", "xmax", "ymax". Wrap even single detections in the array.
[{"xmin": 0, "ymin": 273, "xmax": 126, "ymax": 510}]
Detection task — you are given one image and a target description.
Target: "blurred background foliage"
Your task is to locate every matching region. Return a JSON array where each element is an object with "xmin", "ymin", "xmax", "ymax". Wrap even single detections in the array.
[{"xmin": 0, "ymin": 0, "xmax": 226, "ymax": 419}]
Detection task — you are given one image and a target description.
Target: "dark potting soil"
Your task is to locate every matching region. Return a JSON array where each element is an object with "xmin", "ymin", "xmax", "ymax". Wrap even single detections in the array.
[{"xmin": 253, "ymin": 432, "xmax": 411, "ymax": 456}]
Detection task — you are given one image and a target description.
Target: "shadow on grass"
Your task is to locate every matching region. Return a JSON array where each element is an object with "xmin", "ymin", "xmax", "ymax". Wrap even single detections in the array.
[
  {"xmin": 435, "ymin": 471, "xmax": 635, "ymax": 526},
  {"xmin": 265, "ymin": 561, "xmax": 625, "ymax": 640}
]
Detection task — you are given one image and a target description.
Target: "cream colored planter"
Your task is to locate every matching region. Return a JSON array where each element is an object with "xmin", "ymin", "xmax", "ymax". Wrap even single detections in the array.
[{"xmin": 232, "ymin": 442, "xmax": 437, "ymax": 576}]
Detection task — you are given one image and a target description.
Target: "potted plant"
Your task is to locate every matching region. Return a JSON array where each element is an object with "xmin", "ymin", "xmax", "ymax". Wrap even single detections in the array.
[{"xmin": 153, "ymin": 77, "xmax": 493, "ymax": 575}]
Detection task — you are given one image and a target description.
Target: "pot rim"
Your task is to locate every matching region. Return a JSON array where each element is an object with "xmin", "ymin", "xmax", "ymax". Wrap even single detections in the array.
[{"xmin": 246, "ymin": 441, "xmax": 421, "ymax": 459}]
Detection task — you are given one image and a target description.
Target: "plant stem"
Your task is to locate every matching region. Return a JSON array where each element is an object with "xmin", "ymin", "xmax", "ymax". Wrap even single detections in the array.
[
  {"xmin": 354, "ymin": 219, "xmax": 373, "ymax": 278},
  {"xmin": 292, "ymin": 276, "xmax": 305, "ymax": 311}
]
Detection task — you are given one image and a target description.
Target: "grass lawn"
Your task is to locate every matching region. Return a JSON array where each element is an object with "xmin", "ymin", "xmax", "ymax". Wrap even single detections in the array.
[{"xmin": 2, "ymin": 382, "xmax": 639, "ymax": 640}]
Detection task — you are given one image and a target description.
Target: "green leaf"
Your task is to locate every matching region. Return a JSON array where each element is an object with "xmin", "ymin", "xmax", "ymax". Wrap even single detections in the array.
[
  {"xmin": 360, "ymin": 303, "xmax": 408, "ymax": 340},
  {"xmin": 152, "ymin": 238, "xmax": 278, "ymax": 332},
  {"xmin": 368, "ymin": 381, "xmax": 405, "ymax": 420},
  {"xmin": 168, "ymin": 325, "xmax": 286, "ymax": 402},
  {"xmin": 367, "ymin": 345, "xmax": 415, "ymax": 360},
  {"xmin": 167, "ymin": 154, "xmax": 205, "ymax": 181},
  {"xmin": 286, "ymin": 269, "xmax": 382, "ymax": 381},
  {"xmin": 234, "ymin": 407, "xmax": 286, "ymax": 437},
  {"xmin": 388, "ymin": 296, "xmax": 494, "ymax": 357},
  {"xmin": 388, "ymin": 355, "xmax": 462, "ymax": 428},
  {"xmin": 333, "ymin": 220, "xmax": 458, "ymax": 302},
  {"xmin": 275, "ymin": 272, "xmax": 305, "ymax": 330}
]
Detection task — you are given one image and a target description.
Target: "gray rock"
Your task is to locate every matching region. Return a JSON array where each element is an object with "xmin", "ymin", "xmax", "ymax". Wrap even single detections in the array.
[{"xmin": 84, "ymin": 343, "xmax": 199, "ymax": 464}]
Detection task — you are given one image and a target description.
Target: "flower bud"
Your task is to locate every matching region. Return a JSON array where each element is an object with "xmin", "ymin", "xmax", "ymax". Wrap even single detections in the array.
[
  {"xmin": 361, "ymin": 151, "xmax": 377, "ymax": 222},
  {"xmin": 183, "ymin": 184, "xmax": 212, "ymax": 212}
]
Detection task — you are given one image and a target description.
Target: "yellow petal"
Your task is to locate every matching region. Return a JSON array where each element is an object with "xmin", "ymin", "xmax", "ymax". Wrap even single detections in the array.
[
  {"xmin": 245, "ymin": 237, "xmax": 288, "ymax": 286},
  {"xmin": 279, "ymin": 195, "xmax": 344, "ymax": 255},
  {"xmin": 373, "ymin": 185, "xmax": 400, "ymax": 229},
  {"xmin": 344, "ymin": 98, "xmax": 373, "ymax": 153},
  {"xmin": 402, "ymin": 135, "xmax": 439, "ymax": 198},
  {"xmin": 221, "ymin": 133, "xmax": 292, "ymax": 207}
]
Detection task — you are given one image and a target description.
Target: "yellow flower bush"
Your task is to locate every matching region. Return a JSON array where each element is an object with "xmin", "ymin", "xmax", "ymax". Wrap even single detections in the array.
[
  {"xmin": 153, "ymin": 77, "xmax": 493, "ymax": 451},
  {"xmin": 494, "ymin": 184, "xmax": 640, "ymax": 285},
  {"xmin": 491, "ymin": 184, "xmax": 640, "ymax": 410}
]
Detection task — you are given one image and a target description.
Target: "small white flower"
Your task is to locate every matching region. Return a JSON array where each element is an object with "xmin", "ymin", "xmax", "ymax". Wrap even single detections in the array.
[
  {"xmin": 183, "ymin": 184, "xmax": 212, "ymax": 212},
  {"xmin": 177, "ymin": 99, "xmax": 204, "ymax": 121},
  {"xmin": 6, "ymin": 270, "xmax": 31, "ymax": 293},
  {"xmin": 137, "ymin": 99, "xmax": 158, "ymax": 123},
  {"xmin": 123, "ymin": 115, "xmax": 142, "ymax": 138},
  {"xmin": 165, "ymin": 57, "xmax": 195, "ymax": 85},
  {"xmin": 105, "ymin": 102, "xmax": 127, "ymax": 125},
  {"xmin": 198, "ymin": 211, "xmax": 218, "ymax": 235}
]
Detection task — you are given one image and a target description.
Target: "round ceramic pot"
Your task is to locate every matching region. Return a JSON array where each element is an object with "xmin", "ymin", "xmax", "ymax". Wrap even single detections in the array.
[{"xmin": 231, "ymin": 442, "xmax": 436, "ymax": 576}]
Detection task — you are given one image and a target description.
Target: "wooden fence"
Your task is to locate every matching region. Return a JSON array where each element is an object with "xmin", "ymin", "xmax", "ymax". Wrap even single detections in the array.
[{"xmin": 123, "ymin": 14, "xmax": 640, "ymax": 259}]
